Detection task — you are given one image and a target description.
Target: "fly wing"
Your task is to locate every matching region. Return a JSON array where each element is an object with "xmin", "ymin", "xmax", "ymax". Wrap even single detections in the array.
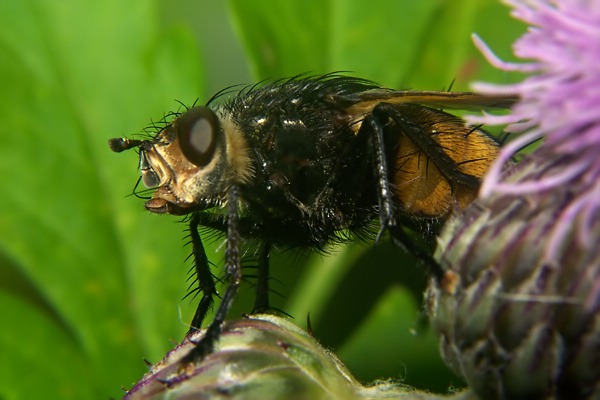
[{"xmin": 339, "ymin": 89, "xmax": 518, "ymax": 117}]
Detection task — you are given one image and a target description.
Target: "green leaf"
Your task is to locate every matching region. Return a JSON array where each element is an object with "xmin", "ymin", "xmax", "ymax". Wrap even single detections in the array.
[
  {"xmin": 229, "ymin": 0, "xmax": 524, "ymax": 88},
  {"xmin": 0, "ymin": 291, "xmax": 94, "ymax": 399},
  {"xmin": 336, "ymin": 286, "xmax": 461, "ymax": 393},
  {"xmin": 0, "ymin": 0, "xmax": 202, "ymax": 398},
  {"xmin": 229, "ymin": 0, "xmax": 438, "ymax": 86}
]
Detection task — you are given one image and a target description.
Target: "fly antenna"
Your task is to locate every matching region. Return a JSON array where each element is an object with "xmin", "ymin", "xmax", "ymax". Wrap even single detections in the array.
[{"xmin": 108, "ymin": 137, "xmax": 143, "ymax": 153}]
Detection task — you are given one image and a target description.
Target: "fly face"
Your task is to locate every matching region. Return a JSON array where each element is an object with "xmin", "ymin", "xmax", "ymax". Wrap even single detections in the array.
[{"xmin": 110, "ymin": 106, "xmax": 254, "ymax": 215}]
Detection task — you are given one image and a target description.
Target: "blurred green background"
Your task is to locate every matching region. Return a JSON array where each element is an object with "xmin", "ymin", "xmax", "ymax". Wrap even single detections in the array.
[{"xmin": 0, "ymin": 1, "xmax": 524, "ymax": 398}]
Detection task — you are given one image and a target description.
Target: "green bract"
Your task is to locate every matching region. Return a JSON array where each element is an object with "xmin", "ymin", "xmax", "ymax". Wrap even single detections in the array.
[{"xmin": 126, "ymin": 315, "xmax": 468, "ymax": 400}]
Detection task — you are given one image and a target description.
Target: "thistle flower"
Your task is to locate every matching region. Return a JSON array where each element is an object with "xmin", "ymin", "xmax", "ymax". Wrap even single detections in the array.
[
  {"xmin": 470, "ymin": 0, "xmax": 600, "ymax": 200},
  {"xmin": 427, "ymin": 0, "xmax": 600, "ymax": 399}
]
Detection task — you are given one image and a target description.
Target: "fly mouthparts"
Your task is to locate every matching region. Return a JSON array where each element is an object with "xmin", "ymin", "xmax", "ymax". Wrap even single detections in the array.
[{"xmin": 108, "ymin": 137, "xmax": 144, "ymax": 153}]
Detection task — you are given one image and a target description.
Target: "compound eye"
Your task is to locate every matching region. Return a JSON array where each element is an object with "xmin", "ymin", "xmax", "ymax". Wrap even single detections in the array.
[{"xmin": 176, "ymin": 106, "xmax": 220, "ymax": 167}]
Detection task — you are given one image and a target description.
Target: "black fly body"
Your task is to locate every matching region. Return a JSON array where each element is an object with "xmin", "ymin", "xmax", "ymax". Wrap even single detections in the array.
[{"xmin": 109, "ymin": 74, "xmax": 515, "ymax": 367}]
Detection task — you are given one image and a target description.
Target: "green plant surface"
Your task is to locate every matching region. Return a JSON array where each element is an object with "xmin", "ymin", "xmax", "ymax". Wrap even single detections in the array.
[
  {"xmin": 229, "ymin": 0, "xmax": 524, "ymax": 89},
  {"xmin": 0, "ymin": 1, "xmax": 524, "ymax": 398},
  {"xmin": 0, "ymin": 1, "xmax": 203, "ymax": 398}
]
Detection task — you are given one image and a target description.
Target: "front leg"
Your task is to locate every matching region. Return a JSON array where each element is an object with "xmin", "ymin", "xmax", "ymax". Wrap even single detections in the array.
[
  {"xmin": 181, "ymin": 185, "xmax": 243, "ymax": 365},
  {"xmin": 187, "ymin": 213, "xmax": 217, "ymax": 334}
]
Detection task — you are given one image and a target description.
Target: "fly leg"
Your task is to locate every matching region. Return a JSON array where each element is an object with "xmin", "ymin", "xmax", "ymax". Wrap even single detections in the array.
[
  {"xmin": 363, "ymin": 103, "xmax": 455, "ymax": 277},
  {"xmin": 181, "ymin": 185, "xmax": 242, "ymax": 366},
  {"xmin": 374, "ymin": 103, "xmax": 481, "ymax": 189},
  {"xmin": 187, "ymin": 213, "xmax": 217, "ymax": 334},
  {"xmin": 363, "ymin": 108, "xmax": 397, "ymax": 243}
]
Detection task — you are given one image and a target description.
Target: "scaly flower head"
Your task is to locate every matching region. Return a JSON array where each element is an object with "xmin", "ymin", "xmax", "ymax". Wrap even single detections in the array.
[{"xmin": 427, "ymin": 1, "xmax": 600, "ymax": 399}]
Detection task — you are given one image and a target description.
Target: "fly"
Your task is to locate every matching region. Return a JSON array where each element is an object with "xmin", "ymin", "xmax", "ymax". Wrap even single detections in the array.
[{"xmin": 108, "ymin": 74, "xmax": 515, "ymax": 366}]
